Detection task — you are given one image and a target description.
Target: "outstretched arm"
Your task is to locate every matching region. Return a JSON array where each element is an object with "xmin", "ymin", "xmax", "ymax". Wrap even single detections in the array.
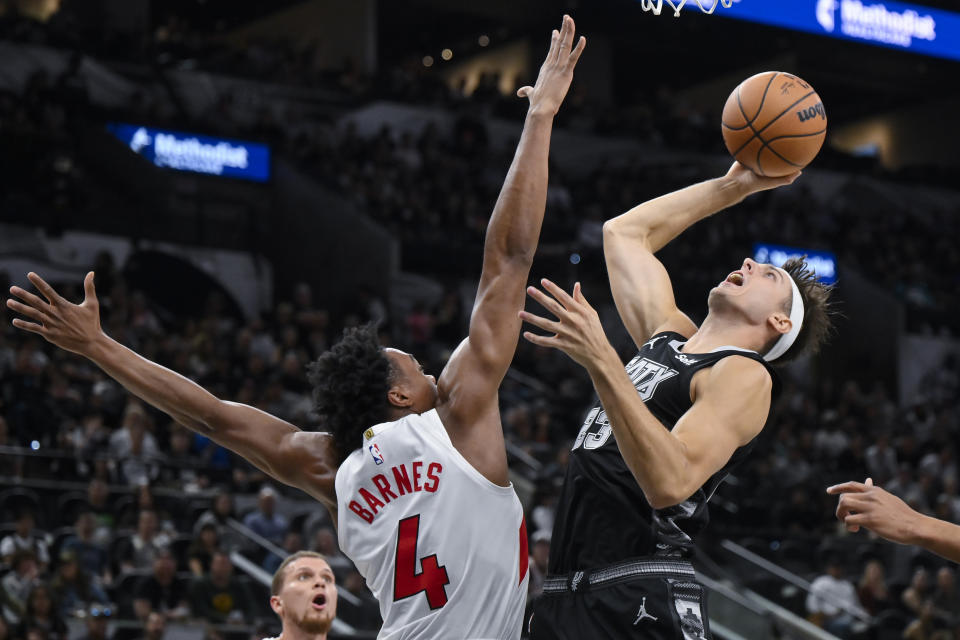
[
  {"xmin": 828, "ymin": 479, "xmax": 960, "ymax": 563},
  {"xmin": 8, "ymin": 273, "xmax": 338, "ymax": 516},
  {"xmin": 522, "ymin": 280, "xmax": 771, "ymax": 508},
  {"xmin": 437, "ymin": 16, "xmax": 585, "ymax": 484},
  {"xmin": 602, "ymin": 163, "xmax": 800, "ymax": 346}
]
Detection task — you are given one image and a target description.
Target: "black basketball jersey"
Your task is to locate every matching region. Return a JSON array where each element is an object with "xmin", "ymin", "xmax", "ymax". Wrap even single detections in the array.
[{"xmin": 548, "ymin": 331, "xmax": 781, "ymax": 573}]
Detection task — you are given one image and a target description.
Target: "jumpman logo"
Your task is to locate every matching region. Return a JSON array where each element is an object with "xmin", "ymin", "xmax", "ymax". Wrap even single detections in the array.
[{"xmin": 633, "ymin": 597, "xmax": 658, "ymax": 625}]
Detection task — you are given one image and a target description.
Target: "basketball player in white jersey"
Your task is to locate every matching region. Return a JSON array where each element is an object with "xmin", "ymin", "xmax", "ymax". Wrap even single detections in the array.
[
  {"xmin": 266, "ymin": 552, "xmax": 337, "ymax": 640},
  {"xmin": 7, "ymin": 15, "xmax": 586, "ymax": 639},
  {"xmin": 517, "ymin": 162, "xmax": 834, "ymax": 639}
]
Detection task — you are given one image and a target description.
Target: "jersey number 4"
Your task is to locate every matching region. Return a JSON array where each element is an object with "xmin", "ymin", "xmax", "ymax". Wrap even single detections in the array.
[{"xmin": 393, "ymin": 515, "xmax": 450, "ymax": 610}]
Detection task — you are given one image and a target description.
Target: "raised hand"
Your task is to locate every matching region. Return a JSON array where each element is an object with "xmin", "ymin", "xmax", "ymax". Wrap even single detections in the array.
[
  {"xmin": 516, "ymin": 15, "xmax": 587, "ymax": 117},
  {"xmin": 8, "ymin": 272, "xmax": 104, "ymax": 356},
  {"xmin": 519, "ymin": 279, "xmax": 612, "ymax": 369},
  {"xmin": 827, "ymin": 478, "xmax": 920, "ymax": 541},
  {"xmin": 725, "ymin": 161, "xmax": 800, "ymax": 197}
]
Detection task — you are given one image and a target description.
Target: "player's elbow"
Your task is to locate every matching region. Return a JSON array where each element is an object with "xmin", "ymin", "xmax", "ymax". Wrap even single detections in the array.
[{"xmin": 603, "ymin": 219, "xmax": 650, "ymax": 249}]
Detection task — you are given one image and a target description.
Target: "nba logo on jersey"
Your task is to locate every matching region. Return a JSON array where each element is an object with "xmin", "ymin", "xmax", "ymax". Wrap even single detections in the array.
[{"xmin": 369, "ymin": 443, "xmax": 384, "ymax": 465}]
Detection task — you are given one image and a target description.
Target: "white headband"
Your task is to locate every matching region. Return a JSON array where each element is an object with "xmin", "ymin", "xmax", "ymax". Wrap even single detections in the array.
[{"xmin": 763, "ymin": 267, "xmax": 804, "ymax": 362}]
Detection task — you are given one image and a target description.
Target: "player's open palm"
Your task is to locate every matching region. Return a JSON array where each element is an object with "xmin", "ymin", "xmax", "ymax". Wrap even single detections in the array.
[
  {"xmin": 520, "ymin": 279, "xmax": 611, "ymax": 369},
  {"xmin": 517, "ymin": 15, "xmax": 586, "ymax": 117},
  {"xmin": 8, "ymin": 272, "xmax": 103, "ymax": 356}
]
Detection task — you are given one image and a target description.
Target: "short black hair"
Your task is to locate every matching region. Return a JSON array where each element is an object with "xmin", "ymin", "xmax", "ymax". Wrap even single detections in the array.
[{"xmin": 307, "ymin": 324, "xmax": 395, "ymax": 463}]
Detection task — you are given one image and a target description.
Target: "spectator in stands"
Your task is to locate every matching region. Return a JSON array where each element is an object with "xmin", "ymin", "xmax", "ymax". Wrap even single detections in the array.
[
  {"xmin": 242, "ymin": 486, "xmax": 288, "ymax": 547},
  {"xmin": 864, "ymin": 432, "xmax": 898, "ymax": 485},
  {"xmin": 132, "ymin": 549, "xmax": 189, "ymax": 622},
  {"xmin": 806, "ymin": 554, "xmax": 864, "ymax": 639},
  {"xmin": 307, "ymin": 527, "xmax": 348, "ymax": 574},
  {"xmin": 109, "ymin": 402, "xmax": 159, "ymax": 486},
  {"xmin": 903, "ymin": 568, "xmax": 934, "ymax": 617},
  {"xmin": 159, "ymin": 423, "xmax": 201, "ymax": 491},
  {"xmin": 263, "ymin": 531, "xmax": 302, "ymax": 575},
  {"xmin": 1, "ymin": 511, "xmax": 50, "ymax": 571},
  {"xmin": 62, "ymin": 511, "xmax": 110, "ymax": 583},
  {"xmin": 85, "ymin": 480, "xmax": 114, "ymax": 539},
  {"xmin": 267, "ymin": 552, "xmax": 337, "ymax": 640},
  {"xmin": 187, "ymin": 551, "xmax": 254, "ymax": 624},
  {"xmin": 855, "ymin": 559, "xmax": 891, "ymax": 616},
  {"xmin": 49, "ymin": 550, "xmax": 108, "ymax": 616},
  {"xmin": 527, "ymin": 530, "xmax": 550, "ymax": 602},
  {"xmin": 1, "ymin": 550, "xmax": 39, "ymax": 623},
  {"xmin": 117, "ymin": 510, "xmax": 170, "ymax": 573},
  {"xmin": 931, "ymin": 567, "xmax": 960, "ymax": 624},
  {"xmin": 76, "ymin": 605, "xmax": 113, "ymax": 640},
  {"xmin": 195, "ymin": 493, "xmax": 244, "ymax": 553},
  {"xmin": 132, "ymin": 612, "xmax": 165, "ymax": 640},
  {"xmin": 187, "ymin": 522, "xmax": 220, "ymax": 578},
  {"xmin": 15, "ymin": 584, "xmax": 67, "ymax": 640},
  {"xmin": 903, "ymin": 600, "xmax": 950, "ymax": 640}
]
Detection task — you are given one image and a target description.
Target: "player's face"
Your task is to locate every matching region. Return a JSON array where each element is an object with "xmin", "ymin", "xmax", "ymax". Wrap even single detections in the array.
[
  {"xmin": 271, "ymin": 558, "xmax": 337, "ymax": 635},
  {"xmin": 385, "ymin": 349, "xmax": 439, "ymax": 413},
  {"xmin": 711, "ymin": 258, "xmax": 793, "ymax": 327}
]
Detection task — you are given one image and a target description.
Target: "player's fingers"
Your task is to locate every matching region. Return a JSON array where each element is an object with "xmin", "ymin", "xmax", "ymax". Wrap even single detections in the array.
[
  {"xmin": 523, "ymin": 330, "xmax": 559, "ymax": 349},
  {"xmin": 826, "ymin": 481, "xmax": 868, "ymax": 495},
  {"xmin": 11, "ymin": 318, "xmax": 47, "ymax": 336},
  {"xmin": 526, "ymin": 285, "xmax": 567, "ymax": 319},
  {"xmin": 27, "ymin": 272, "xmax": 63, "ymax": 305},
  {"xmin": 572, "ymin": 282, "xmax": 593, "ymax": 310},
  {"xmin": 865, "ymin": 477, "xmax": 874, "ymax": 487},
  {"xmin": 83, "ymin": 272, "xmax": 97, "ymax": 304},
  {"xmin": 568, "ymin": 36, "xmax": 586, "ymax": 66},
  {"xmin": 519, "ymin": 310, "xmax": 562, "ymax": 335},
  {"xmin": 9, "ymin": 286, "xmax": 52, "ymax": 314},
  {"xmin": 517, "ymin": 86, "xmax": 532, "ymax": 98},
  {"xmin": 844, "ymin": 513, "xmax": 868, "ymax": 530},
  {"xmin": 540, "ymin": 278, "xmax": 577, "ymax": 310},
  {"xmin": 6, "ymin": 299, "xmax": 50, "ymax": 324},
  {"xmin": 554, "ymin": 16, "xmax": 572, "ymax": 63}
]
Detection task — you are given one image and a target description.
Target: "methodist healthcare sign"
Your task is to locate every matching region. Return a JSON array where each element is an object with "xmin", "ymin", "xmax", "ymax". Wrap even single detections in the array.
[
  {"xmin": 677, "ymin": 0, "xmax": 960, "ymax": 63},
  {"xmin": 754, "ymin": 243, "xmax": 838, "ymax": 285},
  {"xmin": 107, "ymin": 124, "xmax": 271, "ymax": 182}
]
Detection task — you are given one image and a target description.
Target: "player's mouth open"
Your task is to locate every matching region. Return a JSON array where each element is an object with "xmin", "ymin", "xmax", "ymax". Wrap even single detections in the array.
[
  {"xmin": 724, "ymin": 272, "xmax": 744, "ymax": 286},
  {"xmin": 312, "ymin": 595, "xmax": 327, "ymax": 609}
]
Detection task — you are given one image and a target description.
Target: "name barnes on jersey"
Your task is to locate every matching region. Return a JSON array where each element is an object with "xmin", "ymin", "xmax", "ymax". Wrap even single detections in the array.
[{"xmin": 348, "ymin": 459, "xmax": 444, "ymax": 524}]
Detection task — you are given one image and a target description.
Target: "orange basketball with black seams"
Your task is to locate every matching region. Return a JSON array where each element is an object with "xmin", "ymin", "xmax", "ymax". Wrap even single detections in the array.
[{"xmin": 722, "ymin": 71, "xmax": 827, "ymax": 177}]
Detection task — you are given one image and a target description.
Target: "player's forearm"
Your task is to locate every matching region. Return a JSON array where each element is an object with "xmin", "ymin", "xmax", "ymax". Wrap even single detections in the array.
[
  {"xmin": 85, "ymin": 333, "xmax": 221, "ymax": 434},
  {"xmin": 603, "ymin": 177, "xmax": 747, "ymax": 252},
  {"xmin": 911, "ymin": 514, "xmax": 960, "ymax": 563},
  {"xmin": 484, "ymin": 110, "xmax": 554, "ymax": 264},
  {"xmin": 585, "ymin": 348, "xmax": 693, "ymax": 509}
]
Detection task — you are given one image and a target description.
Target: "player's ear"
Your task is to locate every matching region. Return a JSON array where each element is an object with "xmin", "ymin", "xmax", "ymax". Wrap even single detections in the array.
[
  {"xmin": 767, "ymin": 312, "xmax": 792, "ymax": 336},
  {"xmin": 269, "ymin": 595, "xmax": 282, "ymax": 616},
  {"xmin": 387, "ymin": 384, "xmax": 413, "ymax": 409}
]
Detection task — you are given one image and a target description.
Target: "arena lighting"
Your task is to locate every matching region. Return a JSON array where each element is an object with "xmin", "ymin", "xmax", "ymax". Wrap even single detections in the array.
[
  {"xmin": 478, "ymin": 34, "xmax": 490, "ymax": 46},
  {"xmin": 106, "ymin": 123, "xmax": 271, "ymax": 182},
  {"xmin": 674, "ymin": 0, "xmax": 960, "ymax": 63},
  {"xmin": 423, "ymin": 55, "xmax": 434, "ymax": 67},
  {"xmin": 441, "ymin": 48, "xmax": 453, "ymax": 60},
  {"xmin": 754, "ymin": 243, "xmax": 838, "ymax": 285}
]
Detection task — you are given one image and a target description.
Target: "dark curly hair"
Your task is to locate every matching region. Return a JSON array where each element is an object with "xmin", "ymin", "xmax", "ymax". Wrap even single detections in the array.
[
  {"xmin": 307, "ymin": 324, "xmax": 396, "ymax": 463},
  {"xmin": 765, "ymin": 256, "xmax": 835, "ymax": 366}
]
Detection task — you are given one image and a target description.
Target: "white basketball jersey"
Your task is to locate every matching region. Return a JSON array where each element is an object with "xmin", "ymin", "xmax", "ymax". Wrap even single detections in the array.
[{"xmin": 336, "ymin": 409, "xmax": 528, "ymax": 639}]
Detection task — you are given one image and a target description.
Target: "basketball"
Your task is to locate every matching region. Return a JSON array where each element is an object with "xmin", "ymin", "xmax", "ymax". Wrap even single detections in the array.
[{"xmin": 721, "ymin": 71, "xmax": 827, "ymax": 177}]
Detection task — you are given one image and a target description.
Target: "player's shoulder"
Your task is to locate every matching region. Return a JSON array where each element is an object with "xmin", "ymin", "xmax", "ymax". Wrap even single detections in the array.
[{"xmin": 702, "ymin": 355, "xmax": 773, "ymax": 397}]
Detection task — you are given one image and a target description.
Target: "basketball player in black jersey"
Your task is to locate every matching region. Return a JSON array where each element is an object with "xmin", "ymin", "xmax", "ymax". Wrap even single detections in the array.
[{"xmin": 520, "ymin": 161, "xmax": 833, "ymax": 639}]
